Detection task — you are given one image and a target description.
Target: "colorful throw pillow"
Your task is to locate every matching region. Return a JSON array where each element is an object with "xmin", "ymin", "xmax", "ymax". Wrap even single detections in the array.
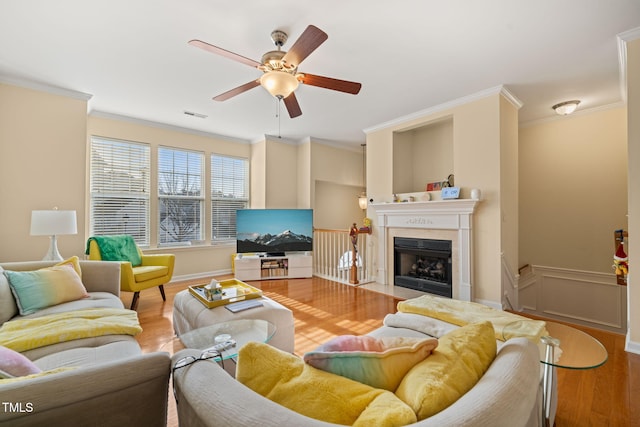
[
  {"xmin": 395, "ymin": 321, "xmax": 497, "ymax": 420},
  {"xmin": 4, "ymin": 263, "xmax": 89, "ymax": 315},
  {"xmin": 0, "ymin": 345, "xmax": 41, "ymax": 378},
  {"xmin": 237, "ymin": 342, "xmax": 417, "ymax": 426},
  {"xmin": 303, "ymin": 335, "xmax": 438, "ymax": 391}
]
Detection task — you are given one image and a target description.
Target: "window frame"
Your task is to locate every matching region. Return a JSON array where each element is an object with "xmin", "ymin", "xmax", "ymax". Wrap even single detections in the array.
[
  {"xmin": 210, "ymin": 153, "xmax": 249, "ymax": 244},
  {"xmin": 89, "ymin": 136, "xmax": 151, "ymax": 247},
  {"xmin": 157, "ymin": 146, "xmax": 205, "ymax": 246}
]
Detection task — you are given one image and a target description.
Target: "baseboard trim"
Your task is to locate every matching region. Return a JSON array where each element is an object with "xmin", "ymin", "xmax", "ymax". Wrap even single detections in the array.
[
  {"xmin": 170, "ymin": 269, "xmax": 232, "ymax": 283},
  {"xmin": 625, "ymin": 335, "xmax": 640, "ymax": 355}
]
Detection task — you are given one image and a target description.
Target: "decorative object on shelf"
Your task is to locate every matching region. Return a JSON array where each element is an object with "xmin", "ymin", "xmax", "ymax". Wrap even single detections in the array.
[
  {"xmin": 552, "ymin": 100, "xmax": 580, "ymax": 115},
  {"xmin": 358, "ymin": 144, "xmax": 368, "ymax": 210},
  {"xmin": 425, "ymin": 182, "xmax": 441, "ymax": 191},
  {"xmin": 613, "ymin": 229, "xmax": 628, "ymax": 285},
  {"xmin": 359, "ymin": 217, "xmax": 372, "ymax": 234},
  {"xmin": 30, "ymin": 208, "xmax": 77, "ymax": 261},
  {"xmin": 426, "ymin": 174, "xmax": 454, "ymax": 192},
  {"xmin": 442, "ymin": 174, "xmax": 455, "ymax": 188},
  {"xmin": 441, "ymin": 187, "xmax": 461, "ymax": 199},
  {"xmin": 471, "ymin": 188, "xmax": 482, "ymax": 200}
]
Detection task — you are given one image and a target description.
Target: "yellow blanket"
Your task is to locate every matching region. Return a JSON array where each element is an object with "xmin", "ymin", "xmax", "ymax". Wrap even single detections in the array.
[
  {"xmin": 397, "ymin": 295, "xmax": 548, "ymax": 342},
  {"xmin": 0, "ymin": 308, "xmax": 142, "ymax": 353}
]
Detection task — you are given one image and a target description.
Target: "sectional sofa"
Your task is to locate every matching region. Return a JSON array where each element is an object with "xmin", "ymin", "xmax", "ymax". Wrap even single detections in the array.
[
  {"xmin": 172, "ymin": 298, "xmax": 546, "ymax": 426},
  {"xmin": 0, "ymin": 259, "xmax": 170, "ymax": 427}
]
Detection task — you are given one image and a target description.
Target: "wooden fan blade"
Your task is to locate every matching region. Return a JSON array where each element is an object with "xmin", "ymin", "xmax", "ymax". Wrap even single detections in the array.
[
  {"xmin": 213, "ymin": 80, "xmax": 261, "ymax": 101},
  {"xmin": 188, "ymin": 39, "xmax": 262, "ymax": 68},
  {"xmin": 282, "ymin": 25, "xmax": 328, "ymax": 67},
  {"xmin": 283, "ymin": 92, "xmax": 302, "ymax": 118},
  {"xmin": 299, "ymin": 73, "xmax": 362, "ymax": 94}
]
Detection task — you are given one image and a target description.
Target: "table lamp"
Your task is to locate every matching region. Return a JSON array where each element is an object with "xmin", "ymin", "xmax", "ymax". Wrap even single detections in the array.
[{"xmin": 30, "ymin": 209, "xmax": 77, "ymax": 261}]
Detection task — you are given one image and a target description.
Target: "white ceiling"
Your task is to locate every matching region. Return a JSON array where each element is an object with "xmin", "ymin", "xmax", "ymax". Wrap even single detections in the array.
[{"xmin": 1, "ymin": 0, "xmax": 639, "ymax": 148}]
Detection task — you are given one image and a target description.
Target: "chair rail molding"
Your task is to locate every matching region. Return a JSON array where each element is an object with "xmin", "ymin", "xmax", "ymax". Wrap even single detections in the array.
[{"xmin": 518, "ymin": 264, "xmax": 626, "ymax": 334}]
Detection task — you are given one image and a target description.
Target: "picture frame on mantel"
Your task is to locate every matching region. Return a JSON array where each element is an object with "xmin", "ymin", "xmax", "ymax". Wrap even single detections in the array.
[{"xmin": 426, "ymin": 181, "xmax": 442, "ymax": 191}]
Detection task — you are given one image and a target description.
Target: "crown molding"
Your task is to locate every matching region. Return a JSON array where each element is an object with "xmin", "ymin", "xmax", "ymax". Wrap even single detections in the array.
[
  {"xmin": 89, "ymin": 110, "xmax": 250, "ymax": 144},
  {"xmin": 363, "ymin": 85, "xmax": 521, "ymax": 135},
  {"xmin": 0, "ymin": 73, "xmax": 92, "ymax": 101},
  {"xmin": 617, "ymin": 26, "xmax": 640, "ymax": 104}
]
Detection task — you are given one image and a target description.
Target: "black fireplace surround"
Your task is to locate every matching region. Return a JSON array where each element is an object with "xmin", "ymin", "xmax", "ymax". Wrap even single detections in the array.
[{"xmin": 394, "ymin": 237, "xmax": 453, "ymax": 298}]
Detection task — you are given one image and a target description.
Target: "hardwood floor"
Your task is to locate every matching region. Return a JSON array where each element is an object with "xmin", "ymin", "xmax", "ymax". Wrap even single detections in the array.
[{"xmin": 131, "ymin": 275, "xmax": 640, "ymax": 427}]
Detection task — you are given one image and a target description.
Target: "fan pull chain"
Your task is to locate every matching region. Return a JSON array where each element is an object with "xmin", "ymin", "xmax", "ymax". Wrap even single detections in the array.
[{"xmin": 276, "ymin": 97, "xmax": 282, "ymax": 138}]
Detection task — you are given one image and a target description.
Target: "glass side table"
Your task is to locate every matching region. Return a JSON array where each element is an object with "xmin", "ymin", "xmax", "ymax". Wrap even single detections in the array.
[
  {"xmin": 175, "ymin": 319, "xmax": 276, "ymax": 361},
  {"xmin": 504, "ymin": 320, "xmax": 608, "ymax": 427}
]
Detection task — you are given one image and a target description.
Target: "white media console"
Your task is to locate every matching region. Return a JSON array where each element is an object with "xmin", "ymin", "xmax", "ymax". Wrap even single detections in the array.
[{"xmin": 234, "ymin": 253, "xmax": 313, "ymax": 281}]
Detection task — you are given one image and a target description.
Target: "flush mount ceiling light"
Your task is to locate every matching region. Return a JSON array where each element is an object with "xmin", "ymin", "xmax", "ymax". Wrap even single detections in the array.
[{"xmin": 552, "ymin": 100, "xmax": 581, "ymax": 115}]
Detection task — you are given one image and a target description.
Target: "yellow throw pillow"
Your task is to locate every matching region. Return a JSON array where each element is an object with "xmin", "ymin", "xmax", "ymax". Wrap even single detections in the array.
[
  {"xmin": 237, "ymin": 342, "xmax": 417, "ymax": 426},
  {"xmin": 395, "ymin": 321, "xmax": 497, "ymax": 420},
  {"xmin": 56, "ymin": 256, "xmax": 82, "ymax": 277},
  {"xmin": 303, "ymin": 335, "xmax": 438, "ymax": 391}
]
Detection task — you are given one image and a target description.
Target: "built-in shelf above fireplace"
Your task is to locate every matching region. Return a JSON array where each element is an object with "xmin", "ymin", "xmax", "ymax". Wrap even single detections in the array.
[{"xmin": 370, "ymin": 199, "xmax": 479, "ymax": 301}]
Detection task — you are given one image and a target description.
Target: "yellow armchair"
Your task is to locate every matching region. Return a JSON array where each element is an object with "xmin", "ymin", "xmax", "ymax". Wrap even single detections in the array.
[{"xmin": 87, "ymin": 237, "xmax": 175, "ymax": 310}]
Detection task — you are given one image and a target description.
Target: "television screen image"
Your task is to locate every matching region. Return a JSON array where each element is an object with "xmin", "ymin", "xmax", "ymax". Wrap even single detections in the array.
[{"xmin": 236, "ymin": 209, "xmax": 313, "ymax": 255}]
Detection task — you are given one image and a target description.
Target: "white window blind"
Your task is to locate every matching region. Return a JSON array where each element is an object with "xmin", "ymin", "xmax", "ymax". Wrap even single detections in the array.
[
  {"xmin": 158, "ymin": 147, "xmax": 204, "ymax": 245},
  {"xmin": 90, "ymin": 136, "xmax": 150, "ymax": 246},
  {"xmin": 211, "ymin": 154, "xmax": 249, "ymax": 242}
]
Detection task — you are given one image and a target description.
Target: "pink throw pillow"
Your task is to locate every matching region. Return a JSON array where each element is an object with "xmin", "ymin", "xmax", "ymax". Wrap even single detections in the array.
[{"xmin": 0, "ymin": 345, "xmax": 41, "ymax": 378}]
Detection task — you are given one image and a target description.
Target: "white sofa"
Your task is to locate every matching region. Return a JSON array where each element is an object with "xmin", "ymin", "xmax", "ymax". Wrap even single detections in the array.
[
  {"xmin": 171, "ymin": 312, "xmax": 543, "ymax": 427},
  {"xmin": 0, "ymin": 260, "xmax": 170, "ymax": 427}
]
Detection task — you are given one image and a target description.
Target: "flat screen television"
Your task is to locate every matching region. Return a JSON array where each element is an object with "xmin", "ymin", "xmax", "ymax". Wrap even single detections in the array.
[{"xmin": 236, "ymin": 209, "xmax": 313, "ymax": 255}]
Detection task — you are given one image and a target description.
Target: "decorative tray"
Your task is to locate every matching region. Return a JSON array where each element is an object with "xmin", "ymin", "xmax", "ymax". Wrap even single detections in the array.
[{"xmin": 188, "ymin": 279, "xmax": 263, "ymax": 309}]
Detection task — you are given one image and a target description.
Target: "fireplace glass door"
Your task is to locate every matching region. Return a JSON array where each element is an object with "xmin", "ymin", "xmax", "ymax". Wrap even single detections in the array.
[{"xmin": 394, "ymin": 237, "xmax": 452, "ymax": 298}]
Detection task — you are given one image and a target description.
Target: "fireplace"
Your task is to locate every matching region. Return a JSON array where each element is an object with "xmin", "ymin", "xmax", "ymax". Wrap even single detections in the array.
[
  {"xmin": 370, "ymin": 199, "xmax": 479, "ymax": 301},
  {"xmin": 394, "ymin": 237, "xmax": 452, "ymax": 297}
]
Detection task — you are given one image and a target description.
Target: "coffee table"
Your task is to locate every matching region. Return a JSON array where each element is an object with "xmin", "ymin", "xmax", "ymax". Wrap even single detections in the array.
[
  {"xmin": 178, "ymin": 319, "xmax": 276, "ymax": 361},
  {"xmin": 173, "ymin": 288, "xmax": 295, "ymax": 354}
]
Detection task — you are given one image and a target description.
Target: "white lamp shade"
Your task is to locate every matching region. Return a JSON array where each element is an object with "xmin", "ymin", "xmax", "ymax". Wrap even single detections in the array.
[
  {"xmin": 260, "ymin": 71, "xmax": 299, "ymax": 98},
  {"xmin": 30, "ymin": 210, "xmax": 77, "ymax": 236}
]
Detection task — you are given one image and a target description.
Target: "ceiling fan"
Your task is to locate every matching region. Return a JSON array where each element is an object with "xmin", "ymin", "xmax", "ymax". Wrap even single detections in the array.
[{"xmin": 188, "ymin": 25, "xmax": 362, "ymax": 118}]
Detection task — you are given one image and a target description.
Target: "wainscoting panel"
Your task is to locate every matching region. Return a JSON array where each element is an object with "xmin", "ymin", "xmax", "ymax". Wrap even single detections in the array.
[{"xmin": 518, "ymin": 265, "xmax": 627, "ymax": 334}]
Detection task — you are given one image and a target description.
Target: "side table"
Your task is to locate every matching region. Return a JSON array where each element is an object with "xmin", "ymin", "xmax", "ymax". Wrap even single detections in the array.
[{"xmin": 506, "ymin": 320, "xmax": 608, "ymax": 427}]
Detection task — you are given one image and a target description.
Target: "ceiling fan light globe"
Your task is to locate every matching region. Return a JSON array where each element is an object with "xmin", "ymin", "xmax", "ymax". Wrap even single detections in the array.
[{"xmin": 260, "ymin": 71, "xmax": 299, "ymax": 98}]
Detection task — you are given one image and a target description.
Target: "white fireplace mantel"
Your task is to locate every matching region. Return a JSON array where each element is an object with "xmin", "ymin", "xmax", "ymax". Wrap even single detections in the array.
[{"xmin": 370, "ymin": 199, "xmax": 479, "ymax": 301}]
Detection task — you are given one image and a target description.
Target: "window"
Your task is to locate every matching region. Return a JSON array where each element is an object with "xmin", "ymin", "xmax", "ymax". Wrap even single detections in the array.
[
  {"xmin": 211, "ymin": 154, "xmax": 249, "ymax": 242},
  {"xmin": 90, "ymin": 137, "xmax": 150, "ymax": 246},
  {"xmin": 158, "ymin": 147, "xmax": 204, "ymax": 245}
]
